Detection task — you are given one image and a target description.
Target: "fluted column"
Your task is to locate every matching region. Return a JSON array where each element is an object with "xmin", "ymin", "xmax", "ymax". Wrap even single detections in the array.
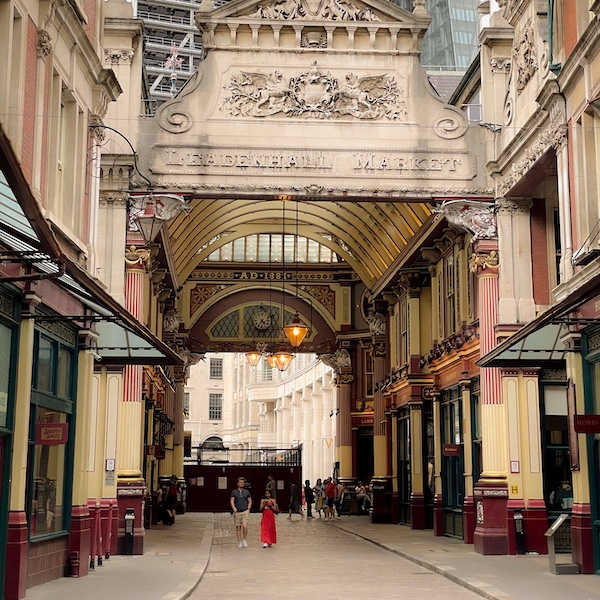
[
  {"xmin": 118, "ymin": 253, "xmax": 146, "ymax": 483},
  {"xmin": 471, "ymin": 239, "xmax": 508, "ymax": 555},
  {"xmin": 556, "ymin": 133, "xmax": 573, "ymax": 281}
]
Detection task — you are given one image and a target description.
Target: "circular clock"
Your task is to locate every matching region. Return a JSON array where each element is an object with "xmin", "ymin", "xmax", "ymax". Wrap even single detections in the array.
[{"xmin": 252, "ymin": 310, "xmax": 272, "ymax": 330}]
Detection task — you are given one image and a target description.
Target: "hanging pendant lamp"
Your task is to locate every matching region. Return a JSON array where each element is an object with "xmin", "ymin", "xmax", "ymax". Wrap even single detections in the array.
[
  {"xmin": 245, "ymin": 350, "xmax": 262, "ymax": 367},
  {"xmin": 272, "ymin": 351, "xmax": 295, "ymax": 372},
  {"xmin": 283, "ymin": 312, "xmax": 309, "ymax": 347}
]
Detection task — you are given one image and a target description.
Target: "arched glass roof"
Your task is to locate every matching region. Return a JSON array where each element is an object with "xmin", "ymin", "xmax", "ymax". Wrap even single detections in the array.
[{"xmin": 204, "ymin": 234, "xmax": 342, "ymax": 264}]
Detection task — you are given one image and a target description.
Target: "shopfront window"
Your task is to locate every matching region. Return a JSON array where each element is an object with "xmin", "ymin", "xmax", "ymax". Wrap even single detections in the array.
[
  {"xmin": 31, "ymin": 407, "xmax": 68, "ymax": 536},
  {"xmin": 29, "ymin": 327, "xmax": 75, "ymax": 539}
]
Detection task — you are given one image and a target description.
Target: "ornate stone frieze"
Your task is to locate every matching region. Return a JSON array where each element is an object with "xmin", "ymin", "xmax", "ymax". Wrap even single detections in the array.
[
  {"xmin": 299, "ymin": 284, "xmax": 335, "ymax": 317},
  {"xmin": 489, "ymin": 57, "xmax": 511, "ymax": 73},
  {"xmin": 512, "ymin": 20, "xmax": 538, "ymax": 94},
  {"xmin": 190, "ymin": 284, "xmax": 228, "ymax": 316},
  {"xmin": 249, "ymin": 0, "xmax": 380, "ymax": 21},
  {"xmin": 37, "ymin": 29, "xmax": 52, "ymax": 58},
  {"xmin": 99, "ymin": 191, "xmax": 129, "ymax": 206},
  {"xmin": 469, "ymin": 251, "xmax": 500, "ymax": 273},
  {"xmin": 0, "ymin": 294, "xmax": 15, "ymax": 319},
  {"xmin": 319, "ymin": 348, "xmax": 352, "ymax": 371},
  {"xmin": 104, "ymin": 49, "xmax": 135, "ymax": 64},
  {"xmin": 366, "ymin": 311, "xmax": 385, "ymax": 335},
  {"xmin": 220, "ymin": 64, "xmax": 406, "ymax": 120},
  {"xmin": 163, "ymin": 309, "xmax": 182, "ymax": 332},
  {"xmin": 149, "ymin": 180, "xmax": 494, "ymax": 197},
  {"xmin": 434, "ymin": 200, "xmax": 497, "ymax": 241}
]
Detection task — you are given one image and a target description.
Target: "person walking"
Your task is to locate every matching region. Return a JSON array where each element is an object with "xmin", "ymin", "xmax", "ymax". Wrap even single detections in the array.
[
  {"xmin": 230, "ymin": 476, "xmax": 252, "ymax": 548},
  {"xmin": 164, "ymin": 475, "xmax": 179, "ymax": 525},
  {"xmin": 259, "ymin": 488, "xmax": 279, "ymax": 548},
  {"xmin": 287, "ymin": 479, "xmax": 304, "ymax": 519},
  {"xmin": 304, "ymin": 480, "xmax": 315, "ymax": 518},
  {"xmin": 325, "ymin": 477, "xmax": 336, "ymax": 521}
]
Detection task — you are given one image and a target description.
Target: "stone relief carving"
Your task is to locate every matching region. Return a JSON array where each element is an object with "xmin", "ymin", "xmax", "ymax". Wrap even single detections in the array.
[
  {"xmin": 366, "ymin": 311, "xmax": 386, "ymax": 335},
  {"xmin": 104, "ymin": 49, "xmax": 135, "ymax": 64},
  {"xmin": 432, "ymin": 113, "xmax": 468, "ymax": 140},
  {"xmin": 249, "ymin": 0, "xmax": 379, "ymax": 21},
  {"xmin": 220, "ymin": 64, "xmax": 405, "ymax": 120},
  {"xmin": 512, "ymin": 20, "xmax": 538, "ymax": 94},
  {"xmin": 163, "ymin": 309, "xmax": 182, "ymax": 332},
  {"xmin": 319, "ymin": 348, "xmax": 352, "ymax": 371},
  {"xmin": 301, "ymin": 31, "xmax": 327, "ymax": 48},
  {"xmin": 156, "ymin": 71, "xmax": 203, "ymax": 134},
  {"xmin": 434, "ymin": 199, "xmax": 497, "ymax": 241},
  {"xmin": 490, "ymin": 58, "xmax": 511, "ymax": 73},
  {"xmin": 190, "ymin": 283, "xmax": 229, "ymax": 316},
  {"xmin": 37, "ymin": 29, "xmax": 52, "ymax": 58}
]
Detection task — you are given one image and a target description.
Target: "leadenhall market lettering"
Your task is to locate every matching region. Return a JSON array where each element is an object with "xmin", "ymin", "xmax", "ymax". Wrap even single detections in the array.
[{"xmin": 150, "ymin": 146, "xmax": 476, "ymax": 180}]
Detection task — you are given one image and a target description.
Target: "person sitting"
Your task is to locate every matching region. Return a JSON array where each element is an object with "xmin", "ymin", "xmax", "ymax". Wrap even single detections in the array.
[{"xmin": 355, "ymin": 481, "xmax": 368, "ymax": 513}]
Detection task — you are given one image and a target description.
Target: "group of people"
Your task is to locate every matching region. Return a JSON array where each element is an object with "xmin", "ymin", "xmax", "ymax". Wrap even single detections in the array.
[{"xmin": 230, "ymin": 475, "xmax": 373, "ymax": 549}]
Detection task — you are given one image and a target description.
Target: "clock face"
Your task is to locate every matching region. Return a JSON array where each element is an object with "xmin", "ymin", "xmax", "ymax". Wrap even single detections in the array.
[{"xmin": 252, "ymin": 310, "xmax": 272, "ymax": 330}]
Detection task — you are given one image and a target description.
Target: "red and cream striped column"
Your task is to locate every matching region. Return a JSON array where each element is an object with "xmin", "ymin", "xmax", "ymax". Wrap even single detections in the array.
[
  {"xmin": 116, "ymin": 248, "xmax": 147, "ymax": 554},
  {"xmin": 470, "ymin": 239, "xmax": 508, "ymax": 555}
]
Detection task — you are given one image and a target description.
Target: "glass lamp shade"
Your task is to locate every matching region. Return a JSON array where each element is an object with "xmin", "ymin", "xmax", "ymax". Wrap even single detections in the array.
[
  {"xmin": 265, "ymin": 354, "xmax": 277, "ymax": 369},
  {"xmin": 283, "ymin": 313, "xmax": 309, "ymax": 347},
  {"xmin": 135, "ymin": 205, "xmax": 164, "ymax": 243},
  {"xmin": 245, "ymin": 351, "xmax": 262, "ymax": 367},
  {"xmin": 273, "ymin": 351, "xmax": 295, "ymax": 371}
]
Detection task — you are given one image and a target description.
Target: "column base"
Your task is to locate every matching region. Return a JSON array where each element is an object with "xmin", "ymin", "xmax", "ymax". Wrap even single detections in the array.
[
  {"xmin": 70, "ymin": 505, "xmax": 91, "ymax": 578},
  {"xmin": 5, "ymin": 511, "xmax": 28, "ymax": 600},
  {"xmin": 116, "ymin": 481, "xmax": 146, "ymax": 555},
  {"xmin": 571, "ymin": 503, "xmax": 594, "ymax": 573},
  {"xmin": 473, "ymin": 482, "xmax": 509, "ymax": 555},
  {"xmin": 370, "ymin": 478, "xmax": 391, "ymax": 523},
  {"xmin": 516, "ymin": 500, "xmax": 547, "ymax": 555},
  {"xmin": 463, "ymin": 496, "xmax": 475, "ymax": 544},
  {"xmin": 410, "ymin": 492, "xmax": 426, "ymax": 529},
  {"xmin": 433, "ymin": 494, "xmax": 444, "ymax": 536}
]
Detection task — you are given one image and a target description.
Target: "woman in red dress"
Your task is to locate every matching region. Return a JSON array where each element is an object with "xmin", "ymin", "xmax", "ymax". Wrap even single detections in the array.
[{"xmin": 259, "ymin": 489, "xmax": 279, "ymax": 548}]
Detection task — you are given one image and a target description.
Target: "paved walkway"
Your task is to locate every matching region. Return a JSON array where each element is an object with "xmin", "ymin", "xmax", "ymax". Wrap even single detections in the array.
[{"xmin": 25, "ymin": 513, "xmax": 600, "ymax": 600}]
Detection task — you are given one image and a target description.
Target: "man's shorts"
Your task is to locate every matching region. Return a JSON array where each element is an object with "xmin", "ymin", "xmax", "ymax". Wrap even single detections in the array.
[
  {"xmin": 233, "ymin": 509, "xmax": 249, "ymax": 527},
  {"xmin": 327, "ymin": 498, "xmax": 335, "ymax": 509}
]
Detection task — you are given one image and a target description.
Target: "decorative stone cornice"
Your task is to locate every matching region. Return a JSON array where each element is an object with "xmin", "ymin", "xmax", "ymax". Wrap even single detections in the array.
[
  {"xmin": 37, "ymin": 29, "xmax": 52, "ymax": 58},
  {"xmin": 104, "ymin": 49, "xmax": 135, "ymax": 64}
]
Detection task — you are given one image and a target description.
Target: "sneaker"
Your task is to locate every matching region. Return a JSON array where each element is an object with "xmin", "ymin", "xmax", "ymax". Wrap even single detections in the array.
[
  {"xmin": 242, "ymin": 540, "xmax": 248, "ymax": 548},
  {"xmin": 263, "ymin": 543, "xmax": 268, "ymax": 548},
  {"xmin": 238, "ymin": 542, "xmax": 243, "ymax": 548},
  {"xmin": 268, "ymin": 544, "xmax": 272, "ymax": 547}
]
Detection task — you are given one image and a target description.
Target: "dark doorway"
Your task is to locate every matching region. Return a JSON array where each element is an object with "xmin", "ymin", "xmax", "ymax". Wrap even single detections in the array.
[{"xmin": 356, "ymin": 427, "xmax": 374, "ymax": 486}]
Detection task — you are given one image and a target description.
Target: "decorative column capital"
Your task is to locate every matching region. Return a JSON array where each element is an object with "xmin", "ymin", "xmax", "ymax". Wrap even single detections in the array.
[
  {"xmin": 495, "ymin": 197, "xmax": 533, "ymax": 214},
  {"xmin": 469, "ymin": 251, "xmax": 500, "ymax": 275},
  {"xmin": 37, "ymin": 29, "xmax": 52, "ymax": 58},
  {"xmin": 125, "ymin": 245, "xmax": 151, "ymax": 268}
]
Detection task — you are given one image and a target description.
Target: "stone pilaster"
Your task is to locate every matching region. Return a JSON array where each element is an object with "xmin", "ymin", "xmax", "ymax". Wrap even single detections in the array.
[
  {"xmin": 336, "ymin": 371, "xmax": 354, "ymax": 482},
  {"xmin": 496, "ymin": 198, "xmax": 536, "ymax": 324}
]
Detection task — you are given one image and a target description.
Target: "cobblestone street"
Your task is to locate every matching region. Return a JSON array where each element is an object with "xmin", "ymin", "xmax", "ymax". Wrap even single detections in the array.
[{"xmin": 193, "ymin": 513, "xmax": 482, "ymax": 599}]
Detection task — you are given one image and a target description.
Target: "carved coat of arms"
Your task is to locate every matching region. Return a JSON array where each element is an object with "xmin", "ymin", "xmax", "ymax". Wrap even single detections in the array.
[{"xmin": 221, "ymin": 63, "xmax": 405, "ymax": 120}]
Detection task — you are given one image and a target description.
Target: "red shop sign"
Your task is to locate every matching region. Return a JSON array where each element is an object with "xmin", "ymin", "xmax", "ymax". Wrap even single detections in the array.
[
  {"xmin": 36, "ymin": 423, "xmax": 68, "ymax": 445},
  {"xmin": 442, "ymin": 443, "xmax": 461, "ymax": 457},
  {"xmin": 574, "ymin": 415, "xmax": 600, "ymax": 434}
]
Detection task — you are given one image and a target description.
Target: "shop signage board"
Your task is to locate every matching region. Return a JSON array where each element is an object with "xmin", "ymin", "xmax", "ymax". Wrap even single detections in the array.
[{"xmin": 574, "ymin": 415, "xmax": 600, "ymax": 433}]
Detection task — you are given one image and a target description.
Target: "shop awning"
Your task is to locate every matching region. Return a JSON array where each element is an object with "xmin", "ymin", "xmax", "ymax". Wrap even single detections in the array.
[
  {"xmin": 478, "ymin": 275, "xmax": 600, "ymax": 369},
  {"xmin": 0, "ymin": 128, "xmax": 182, "ymax": 366}
]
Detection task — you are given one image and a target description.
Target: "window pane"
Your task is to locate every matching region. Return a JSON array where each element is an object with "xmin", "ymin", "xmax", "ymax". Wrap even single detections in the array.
[
  {"xmin": 246, "ymin": 235, "xmax": 258, "ymax": 262},
  {"xmin": 209, "ymin": 393, "xmax": 223, "ymax": 420},
  {"xmin": 56, "ymin": 347, "xmax": 72, "ymax": 400},
  {"xmin": 37, "ymin": 336, "xmax": 54, "ymax": 393},
  {"xmin": 209, "ymin": 358, "xmax": 223, "ymax": 379},
  {"xmin": 31, "ymin": 407, "xmax": 68, "ymax": 536}
]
